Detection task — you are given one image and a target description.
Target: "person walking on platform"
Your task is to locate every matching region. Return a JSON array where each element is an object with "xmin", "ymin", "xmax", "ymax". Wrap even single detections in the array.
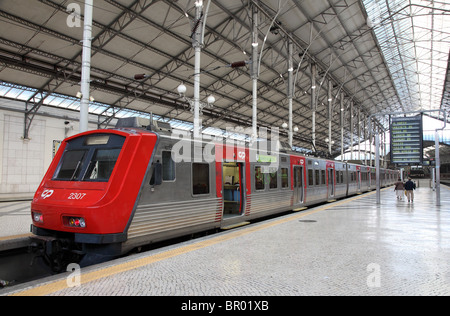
[
  {"xmin": 394, "ymin": 178, "xmax": 405, "ymax": 201},
  {"xmin": 404, "ymin": 178, "xmax": 416, "ymax": 203}
]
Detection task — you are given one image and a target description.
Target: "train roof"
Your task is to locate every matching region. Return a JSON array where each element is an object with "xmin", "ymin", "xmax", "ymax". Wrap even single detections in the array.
[
  {"xmin": 115, "ymin": 118, "xmax": 396, "ymax": 170},
  {"xmin": 115, "ymin": 117, "xmax": 172, "ymax": 134}
]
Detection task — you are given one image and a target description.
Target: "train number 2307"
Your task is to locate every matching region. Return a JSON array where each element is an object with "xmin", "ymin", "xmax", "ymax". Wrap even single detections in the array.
[{"xmin": 68, "ymin": 193, "xmax": 87, "ymax": 200}]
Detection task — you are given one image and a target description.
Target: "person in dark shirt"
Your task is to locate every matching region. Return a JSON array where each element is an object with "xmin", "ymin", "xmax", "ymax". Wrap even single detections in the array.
[{"xmin": 404, "ymin": 178, "xmax": 416, "ymax": 203}]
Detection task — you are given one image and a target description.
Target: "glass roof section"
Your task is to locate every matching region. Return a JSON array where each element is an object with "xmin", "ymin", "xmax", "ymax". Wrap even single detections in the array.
[
  {"xmin": 362, "ymin": 0, "xmax": 450, "ymax": 111},
  {"xmin": 0, "ymin": 81, "xmax": 288, "ymax": 148}
]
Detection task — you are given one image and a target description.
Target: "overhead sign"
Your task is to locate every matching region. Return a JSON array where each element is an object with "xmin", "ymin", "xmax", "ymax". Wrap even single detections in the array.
[
  {"xmin": 390, "ymin": 116, "xmax": 423, "ymax": 165},
  {"xmin": 256, "ymin": 154, "xmax": 277, "ymax": 163}
]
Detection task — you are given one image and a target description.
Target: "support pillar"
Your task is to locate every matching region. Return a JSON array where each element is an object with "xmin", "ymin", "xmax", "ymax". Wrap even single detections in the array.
[
  {"xmin": 288, "ymin": 38, "xmax": 294, "ymax": 148},
  {"xmin": 251, "ymin": 3, "xmax": 259, "ymax": 141},
  {"xmin": 80, "ymin": 0, "xmax": 93, "ymax": 133},
  {"xmin": 375, "ymin": 129, "xmax": 381, "ymax": 205},
  {"xmin": 192, "ymin": 1, "xmax": 204, "ymax": 139},
  {"xmin": 350, "ymin": 101, "xmax": 354, "ymax": 160},
  {"xmin": 435, "ymin": 130, "xmax": 441, "ymax": 206},
  {"xmin": 340, "ymin": 93, "xmax": 344, "ymax": 161},
  {"xmin": 311, "ymin": 63, "xmax": 317, "ymax": 151},
  {"xmin": 327, "ymin": 80, "xmax": 333, "ymax": 155},
  {"xmin": 358, "ymin": 108, "xmax": 361, "ymax": 161}
]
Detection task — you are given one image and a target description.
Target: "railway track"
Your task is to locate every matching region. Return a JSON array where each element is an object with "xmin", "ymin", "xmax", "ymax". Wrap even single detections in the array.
[{"xmin": 0, "ymin": 245, "xmax": 53, "ymax": 290}]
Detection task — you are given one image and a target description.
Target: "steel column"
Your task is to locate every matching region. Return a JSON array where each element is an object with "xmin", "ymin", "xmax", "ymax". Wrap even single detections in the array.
[{"xmin": 80, "ymin": 0, "xmax": 93, "ymax": 133}]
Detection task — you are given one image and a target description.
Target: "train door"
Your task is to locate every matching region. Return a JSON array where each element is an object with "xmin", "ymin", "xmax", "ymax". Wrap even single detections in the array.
[
  {"xmin": 222, "ymin": 162, "xmax": 244, "ymax": 218},
  {"xmin": 328, "ymin": 168, "xmax": 335, "ymax": 199},
  {"xmin": 293, "ymin": 166, "xmax": 304, "ymax": 204},
  {"xmin": 357, "ymin": 170, "xmax": 361, "ymax": 191}
]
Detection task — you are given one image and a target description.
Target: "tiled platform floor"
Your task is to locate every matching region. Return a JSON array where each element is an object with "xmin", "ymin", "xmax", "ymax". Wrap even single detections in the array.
[
  {"xmin": 0, "ymin": 200, "xmax": 32, "ymax": 239},
  {"xmin": 2, "ymin": 186, "xmax": 450, "ymax": 296}
]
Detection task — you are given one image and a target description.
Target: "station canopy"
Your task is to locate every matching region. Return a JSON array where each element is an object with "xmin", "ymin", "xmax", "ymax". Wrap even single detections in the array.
[{"xmin": 0, "ymin": 0, "xmax": 449, "ymax": 154}]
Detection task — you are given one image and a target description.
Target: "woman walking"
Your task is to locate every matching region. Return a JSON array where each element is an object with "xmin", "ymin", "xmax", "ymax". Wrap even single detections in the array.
[{"xmin": 394, "ymin": 178, "xmax": 405, "ymax": 201}]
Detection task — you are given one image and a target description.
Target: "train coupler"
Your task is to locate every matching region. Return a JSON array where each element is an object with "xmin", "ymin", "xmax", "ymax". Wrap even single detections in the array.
[{"xmin": 29, "ymin": 236, "xmax": 73, "ymax": 273}]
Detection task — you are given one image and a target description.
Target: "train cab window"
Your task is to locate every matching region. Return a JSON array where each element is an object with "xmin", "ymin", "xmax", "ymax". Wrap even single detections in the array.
[
  {"xmin": 281, "ymin": 168, "xmax": 289, "ymax": 188},
  {"xmin": 54, "ymin": 150, "xmax": 87, "ymax": 180},
  {"xmin": 162, "ymin": 151, "xmax": 175, "ymax": 181},
  {"xmin": 270, "ymin": 171, "xmax": 278, "ymax": 189},
  {"xmin": 53, "ymin": 134, "xmax": 126, "ymax": 182},
  {"xmin": 192, "ymin": 163, "xmax": 210, "ymax": 195},
  {"xmin": 255, "ymin": 166, "xmax": 265, "ymax": 190},
  {"xmin": 84, "ymin": 148, "xmax": 122, "ymax": 181}
]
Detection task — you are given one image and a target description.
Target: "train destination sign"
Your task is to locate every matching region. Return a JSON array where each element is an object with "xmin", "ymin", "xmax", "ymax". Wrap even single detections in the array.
[{"xmin": 390, "ymin": 116, "xmax": 423, "ymax": 165}]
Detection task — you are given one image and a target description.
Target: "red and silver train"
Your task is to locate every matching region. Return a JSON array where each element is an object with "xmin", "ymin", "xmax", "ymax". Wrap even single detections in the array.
[{"xmin": 30, "ymin": 118, "xmax": 399, "ymax": 269}]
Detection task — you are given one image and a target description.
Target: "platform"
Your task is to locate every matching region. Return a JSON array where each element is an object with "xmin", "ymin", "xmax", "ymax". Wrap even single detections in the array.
[
  {"xmin": 2, "ymin": 186, "xmax": 450, "ymax": 296},
  {"xmin": 0, "ymin": 200, "xmax": 32, "ymax": 239}
]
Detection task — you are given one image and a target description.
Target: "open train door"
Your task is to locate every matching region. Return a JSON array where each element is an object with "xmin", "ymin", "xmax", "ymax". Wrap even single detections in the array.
[
  {"xmin": 215, "ymin": 144, "xmax": 250, "ymax": 228},
  {"xmin": 222, "ymin": 162, "xmax": 244, "ymax": 218}
]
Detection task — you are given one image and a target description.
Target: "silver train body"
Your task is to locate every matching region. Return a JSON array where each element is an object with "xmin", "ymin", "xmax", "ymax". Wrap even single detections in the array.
[{"xmin": 123, "ymin": 122, "xmax": 398, "ymax": 252}]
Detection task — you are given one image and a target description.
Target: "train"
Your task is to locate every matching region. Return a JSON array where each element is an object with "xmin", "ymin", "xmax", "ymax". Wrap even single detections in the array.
[
  {"xmin": 441, "ymin": 163, "xmax": 450, "ymax": 186},
  {"xmin": 29, "ymin": 117, "xmax": 399, "ymax": 270}
]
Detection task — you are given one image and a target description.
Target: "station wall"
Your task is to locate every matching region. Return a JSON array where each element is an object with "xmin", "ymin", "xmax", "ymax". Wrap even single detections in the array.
[{"xmin": 0, "ymin": 99, "xmax": 102, "ymax": 199}]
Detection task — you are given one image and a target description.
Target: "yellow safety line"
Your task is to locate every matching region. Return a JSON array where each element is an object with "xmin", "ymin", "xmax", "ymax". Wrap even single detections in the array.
[
  {"xmin": 0, "ymin": 233, "xmax": 32, "ymax": 242},
  {"xmin": 10, "ymin": 190, "xmax": 380, "ymax": 296}
]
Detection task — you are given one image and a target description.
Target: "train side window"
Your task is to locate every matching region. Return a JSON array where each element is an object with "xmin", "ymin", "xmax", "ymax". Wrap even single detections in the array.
[
  {"xmin": 315, "ymin": 170, "xmax": 320, "ymax": 186},
  {"xmin": 162, "ymin": 151, "xmax": 175, "ymax": 181},
  {"xmin": 255, "ymin": 166, "xmax": 265, "ymax": 190},
  {"xmin": 340, "ymin": 171, "xmax": 344, "ymax": 184},
  {"xmin": 270, "ymin": 171, "xmax": 278, "ymax": 189},
  {"xmin": 321, "ymin": 170, "xmax": 326, "ymax": 186},
  {"xmin": 308, "ymin": 169, "xmax": 314, "ymax": 186},
  {"xmin": 192, "ymin": 163, "xmax": 210, "ymax": 195},
  {"xmin": 281, "ymin": 168, "xmax": 289, "ymax": 188}
]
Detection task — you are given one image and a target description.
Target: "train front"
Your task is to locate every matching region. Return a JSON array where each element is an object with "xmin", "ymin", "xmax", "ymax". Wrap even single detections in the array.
[{"xmin": 30, "ymin": 129, "xmax": 157, "ymax": 270}]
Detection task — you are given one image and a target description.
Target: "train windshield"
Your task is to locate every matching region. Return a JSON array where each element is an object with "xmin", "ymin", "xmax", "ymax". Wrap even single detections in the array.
[{"xmin": 53, "ymin": 134, "xmax": 126, "ymax": 182}]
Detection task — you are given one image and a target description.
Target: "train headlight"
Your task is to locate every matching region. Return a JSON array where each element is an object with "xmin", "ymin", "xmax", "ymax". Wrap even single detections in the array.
[{"xmin": 32, "ymin": 212, "xmax": 44, "ymax": 223}]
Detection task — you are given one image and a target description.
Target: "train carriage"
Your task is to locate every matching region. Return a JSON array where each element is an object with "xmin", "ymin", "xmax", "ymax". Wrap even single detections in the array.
[{"xmin": 30, "ymin": 118, "xmax": 399, "ymax": 269}]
